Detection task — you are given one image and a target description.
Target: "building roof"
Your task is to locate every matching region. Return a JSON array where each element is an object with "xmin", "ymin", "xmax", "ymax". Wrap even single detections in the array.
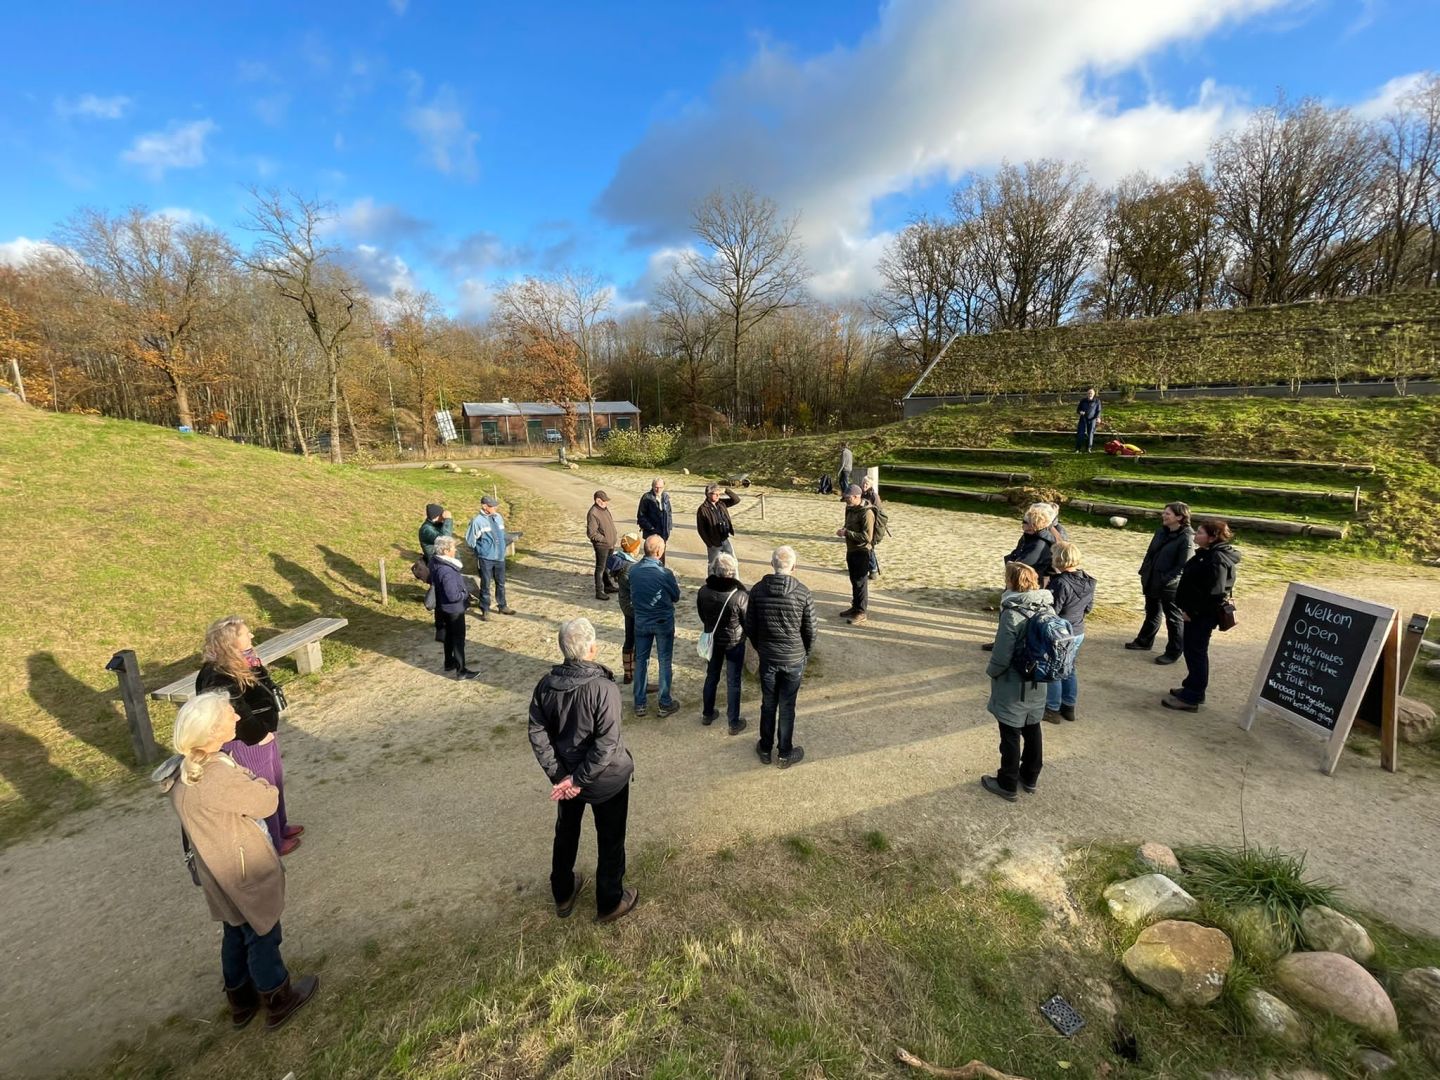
[{"xmin": 461, "ymin": 400, "xmax": 640, "ymax": 418}]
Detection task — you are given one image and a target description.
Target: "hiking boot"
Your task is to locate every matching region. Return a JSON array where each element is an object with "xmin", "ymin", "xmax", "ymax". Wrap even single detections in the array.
[
  {"xmin": 474, "ymin": 608, "xmax": 488, "ymax": 621},
  {"xmin": 225, "ymin": 981, "xmax": 260, "ymax": 1029},
  {"xmin": 634, "ymin": 703, "xmax": 648, "ymax": 717},
  {"xmin": 556, "ymin": 873, "xmax": 586, "ymax": 919},
  {"xmin": 980, "ymin": 775, "xmax": 1018, "ymax": 802},
  {"xmin": 1161, "ymin": 694, "xmax": 1199, "ymax": 712},
  {"xmin": 278, "ymin": 836, "xmax": 302, "ymax": 856},
  {"xmin": 1042, "ymin": 708, "xmax": 1064, "ymax": 724},
  {"xmin": 597, "ymin": 887, "xmax": 639, "ymax": 924},
  {"xmin": 595, "ymin": 592, "xmax": 612, "ymax": 601},
  {"xmin": 981, "ymin": 641, "xmax": 994, "ymax": 652},
  {"xmin": 457, "ymin": 669, "xmax": 482, "ymax": 681},
  {"xmin": 622, "ymin": 649, "xmax": 634, "ymax": 685},
  {"xmin": 701, "ymin": 710, "xmax": 719, "ymax": 726},
  {"xmin": 847, "ymin": 611, "xmax": 868, "ymax": 626},
  {"xmin": 755, "ymin": 741, "xmax": 772, "ymax": 765},
  {"xmin": 604, "ymin": 584, "xmax": 619, "ymax": 594},
  {"xmin": 1021, "ymin": 780, "xmax": 1038, "ymax": 794},
  {"xmin": 1155, "ymin": 653, "xmax": 1180, "ymax": 666},
  {"xmin": 1059, "ymin": 705, "xmax": 1076, "ymax": 723},
  {"xmin": 834, "ymin": 608, "xmax": 857, "ymax": 620},
  {"xmin": 497, "ymin": 606, "xmax": 517, "ymax": 615},
  {"xmin": 778, "ymin": 746, "xmax": 805, "ymax": 769},
  {"xmin": 261, "ymin": 974, "xmax": 319, "ymax": 1031},
  {"xmin": 728, "ymin": 718, "xmax": 748, "ymax": 736},
  {"xmin": 1124, "ymin": 641, "xmax": 1152, "ymax": 651},
  {"xmin": 657, "ymin": 701, "xmax": 679, "ymax": 717}
]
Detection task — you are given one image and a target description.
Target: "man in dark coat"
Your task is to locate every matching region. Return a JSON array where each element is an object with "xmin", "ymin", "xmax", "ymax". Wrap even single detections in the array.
[
  {"xmin": 835, "ymin": 485, "xmax": 876, "ymax": 626},
  {"xmin": 744, "ymin": 546, "xmax": 816, "ymax": 768},
  {"xmin": 585, "ymin": 491, "xmax": 619, "ymax": 601},
  {"xmin": 528, "ymin": 617, "xmax": 638, "ymax": 923},
  {"xmin": 1075, "ymin": 388, "xmax": 1102, "ymax": 452},
  {"xmin": 696, "ymin": 483, "xmax": 741, "ymax": 565},
  {"xmin": 636, "ymin": 478, "xmax": 673, "ymax": 564}
]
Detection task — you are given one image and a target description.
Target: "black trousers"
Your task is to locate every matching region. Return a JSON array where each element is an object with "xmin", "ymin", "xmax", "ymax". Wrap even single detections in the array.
[
  {"xmin": 441, "ymin": 610, "xmax": 467, "ymax": 671},
  {"xmin": 996, "ymin": 721, "xmax": 1043, "ymax": 793},
  {"xmin": 846, "ymin": 549, "xmax": 870, "ymax": 613},
  {"xmin": 551, "ymin": 782, "xmax": 630, "ymax": 915},
  {"xmin": 1137, "ymin": 586, "xmax": 1184, "ymax": 656},
  {"xmin": 1177, "ymin": 612, "xmax": 1219, "ymax": 705},
  {"xmin": 593, "ymin": 544, "xmax": 615, "ymax": 597}
]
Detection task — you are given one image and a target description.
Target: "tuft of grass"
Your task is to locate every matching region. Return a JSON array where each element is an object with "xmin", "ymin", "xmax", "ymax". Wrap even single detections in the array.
[
  {"xmin": 1175, "ymin": 845, "xmax": 1337, "ymax": 953},
  {"xmin": 783, "ymin": 835, "xmax": 817, "ymax": 861},
  {"xmin": 861, "ymin": 829, "xmax": 890, "ymax": 853}
]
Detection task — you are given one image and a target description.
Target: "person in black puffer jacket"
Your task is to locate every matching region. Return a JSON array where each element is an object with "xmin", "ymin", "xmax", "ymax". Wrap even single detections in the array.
[
  {"xmin": 1163, "ymin": 518, "xmax": 1241, "ymax": 713},
  {"xmin": 696, "ymin": 552, "xmax": 750, "ymax": 735},
  {"xmin": 1127, "ymin": 501, "xmax": 1195, "ymax": 665},
  {"xmin": 744, "ymin": 546, "xmax": 816, "ymax": 768},
  {"xmin": 1043, "ymin": 541, "xmax": 1096, "ymax": 724},
  {"xmin": 528, "ymin": 617, "xmax": 638, "ymax": 923}
]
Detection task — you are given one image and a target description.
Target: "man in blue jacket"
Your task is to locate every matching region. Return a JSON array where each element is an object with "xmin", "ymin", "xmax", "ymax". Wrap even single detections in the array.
[
  {"xmin": 627, "ymin": 535, "xmax": 680, "ymax": 717},
  {"xmin": 1075, "ymin": 388, "xmax": 1102, "ymax": 452},
  {"xmin": 465, "ymin": 495, "xmax": 516, "ymax": 620},
  {"xmin": 636, "ymin": 478, "xmax": 673, "ymax": 564}
]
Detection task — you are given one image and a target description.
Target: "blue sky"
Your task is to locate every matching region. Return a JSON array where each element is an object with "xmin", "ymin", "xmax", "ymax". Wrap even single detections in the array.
[{"xmin": 3, "ymin": 1, "xmax": 1436, "ymax": 317}]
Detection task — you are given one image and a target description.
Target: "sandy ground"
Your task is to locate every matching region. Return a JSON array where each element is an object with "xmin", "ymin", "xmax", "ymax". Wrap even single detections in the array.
[{"xmin": 2, "ymin": 459, "xmax": 1439, "ymax": 1077}]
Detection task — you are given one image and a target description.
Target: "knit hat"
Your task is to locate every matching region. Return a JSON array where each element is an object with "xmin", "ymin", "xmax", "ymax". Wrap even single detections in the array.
[
  {"xmin": 620, "ymin": 532, "xmax": 642, "ymax": 555},
  {"xmin": 426, "ymin": 503, "xmax": 444, "ymax": 519},
  {"xmin": 480, "ymin": 495, "xmax": 499, "ymax": 507}
]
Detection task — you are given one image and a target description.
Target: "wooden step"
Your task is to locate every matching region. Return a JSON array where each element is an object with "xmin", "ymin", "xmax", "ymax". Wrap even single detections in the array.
[
  {"xmin": 1011, "ymin": 429, "xmax": 1201, "ymax": 441},
  {"xmin": 884, "ymin": 464, "xmax": 1034, "ymax": 483},
  {"xmin": 1062, "ymin": 498, "xmax": 1348, "ymax": 539},
  {"xmin": 1121, "ymin": 454, "xmax": 1375, "ymax": 474},
  {"xmin": 894, "ymin": 446, "xmax": 1055, "ymax": 460},
  {"xmin": 884, "ymin": 482, "xmax": 1013, "ymax": 504},
  {"xmin": 1089, "ymin": 476, "xmax": 1364, "ymax": 506}
]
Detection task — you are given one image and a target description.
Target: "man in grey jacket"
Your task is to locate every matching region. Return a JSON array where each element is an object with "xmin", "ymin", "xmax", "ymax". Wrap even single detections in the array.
[
  {"xmin": 744, "ymin": 546, "xmax": 816, "ymax": 768},
  {"xmin": 528, "ymin": 618, "xmax": 638, "ymax": 924}
]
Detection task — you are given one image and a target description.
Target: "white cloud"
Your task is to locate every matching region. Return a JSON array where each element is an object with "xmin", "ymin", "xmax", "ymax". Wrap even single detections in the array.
[
  {"xmin": 0, "ymin": 237, "xmax": 68, "ymax": 268},
  {"xmin": 346, "ymin": 243, "xmax": 420, "ymax": 301},
  {"xmin": 151, "ymin": 207, "xmax": 213, "ymax": 228},
  {"xmin": 55, "ymin": 93, "xmax": 133, "ymax": 120},
  {"xmin": 331, "ymin": 197, "xmax": 431, "ymax": 245},
  {"xmin": 1352, "ymin": 71, "xmax": 1431, "ymax": 120},
  {"xmin": 456, "ymin": 278, "xmax": 495, "ymax": 321},
  {"xmin": 405, "ymin": 86, "xmax": 480, "ymax": 180},
  {"xmin": 120, "ymin": 119, "xmax": 216, "ymax": 178},
  {"xmin": 597, "ymin": 0, "xmax": 1291, "ymax": 299}
]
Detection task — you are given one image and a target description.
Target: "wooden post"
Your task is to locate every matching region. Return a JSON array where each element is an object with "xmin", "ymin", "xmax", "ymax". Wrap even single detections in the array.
[
  {"xmin": 1353, "ymin": 485, "xmax": 1361, "ymax": 514},
  {"xmin": 8, "ymin": 358, "xmax": 25, "ymax": 403},
  {"xmin": 866, "ymin": 465, "xmax": 880, "ymax": 497},
  {"xmin": 1378, "ymin": 617, "xmax": 1400, "ymax": 773},
  {"xmin": 759, "ymin": 492, "xmax": 766, "ymax": 520},
  {"xmin": 379, "ymin": 558, "xmax": 388, "ymax": 605},
  {"xmin": 295, "ymin": 641, "xmax": 323, "ymax": 675},
  {"xmin": 1398, "ymin": 613, "xmax": 1429, "ymax": 696},
  {"xmin": 106, "ymin": 650, "xmax": 159, "ymax": 765}
]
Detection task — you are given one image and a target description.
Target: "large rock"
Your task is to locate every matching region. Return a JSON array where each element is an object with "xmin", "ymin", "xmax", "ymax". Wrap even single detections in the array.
[
  {"xmin": 1354, "ymin": 1049, "xmax": 1397, "ymax": 1075},
  {"xmin": 1122, "ymin": 920, "xmax": 1233, "ymax": 1007},
  {"xmin": 1397, "ymin": 696, "xmax": 1435, "ymax": 745},
  {"xmin": 1396, "ymin": 967, "xmax": 1440, "ymax": 1063},
  {"xmin": 1274, "ymin": 951, "xmax": 1398, "ymax": 1037},
  {"xmin": 1104, "ymin": 873, "xmax": 1199, "ymax": 926},
  {"xmin": 1137, "ymin": 842, "xmax": 1181, "ymax": 873},
  {"xmin": 1241, "ymin": 988, "xmax": 1305, "ymax": 1045},
  {"xmin": 1299, "ymin": 905, "xmax": 1375, "ymax": 964}
]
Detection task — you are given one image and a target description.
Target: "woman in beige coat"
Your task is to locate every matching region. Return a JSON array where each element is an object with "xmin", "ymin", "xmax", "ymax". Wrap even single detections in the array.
[{"xmin": 158, "ymin": 690, "xmax": 319, "ymax": 1030}]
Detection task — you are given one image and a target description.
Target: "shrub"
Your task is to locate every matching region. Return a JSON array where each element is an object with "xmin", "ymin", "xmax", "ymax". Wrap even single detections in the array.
[
  {"xmin": 1177, "ymin": 845, "xmax": 1337, "ymax": 953},
  {"xmin": 600, "ymin": 425, "xmax": 686, "ymax": 468}
]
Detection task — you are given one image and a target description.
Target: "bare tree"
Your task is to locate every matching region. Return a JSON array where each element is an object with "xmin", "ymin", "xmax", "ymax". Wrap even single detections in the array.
[
  {"xmin": 559, "ymin": 269, "xmax": 612, "ymax": 453},
  {"xmin": 242, "ymin": 189, "xmax": 363, "ymax": 463},
  {"xmin": 1376, "ymin": 75, "xmax": 1440, "ymax": 291},
  {"xmin": 869, "ymin": 216, "xmax": 979, "ymax": 368},
  {"xmin": 384, "ymin": 289, "xmax": 448, "ymax": 457},
  {"xmin": 1210, "ymin": 98, "xmax": 1383, "ymax": 305},
  {"xmin": 59, "ymin": 208, "xmax": 236, "ymax": 428},
  {"xmin": 683, "ymin": 188, "xmax": 808, "ymax": 424},
  {"xmin": 655, "ymin": 267, "xmax": 723, "ymax": 426}
]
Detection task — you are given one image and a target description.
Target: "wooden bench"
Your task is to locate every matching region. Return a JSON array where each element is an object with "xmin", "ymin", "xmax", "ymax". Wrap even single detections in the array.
[{"xmin": 150, "ymin": 617, "xmax": 349, "ymax": 703}]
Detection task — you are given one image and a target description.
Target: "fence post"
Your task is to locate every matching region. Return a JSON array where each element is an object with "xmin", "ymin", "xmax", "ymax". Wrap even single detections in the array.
[
  {"xmin": 379, "ymin": 558, "xmax": 388, "ymax": 605},
  {"xmin": 106, "ymin": 650, "xmax": 159, "ymax": 765},
  {"xmin": 866, "ymin": 465, "xmax": 880, "ymax": 497},
  {"xmin": 759, "ymin": 492, "xmax": 766, "ymax": 520}
]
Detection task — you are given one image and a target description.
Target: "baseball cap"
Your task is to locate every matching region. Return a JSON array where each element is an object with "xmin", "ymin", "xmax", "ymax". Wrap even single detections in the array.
[
  {"xmin": 425, "ymin": 503, "xmax": 444, "ymax": 518},
  {"xmin": 594, "ymin": 490, "xmax": 609, "ymax": 501},
  {"xmin": 481, "ymin": 495, "xmax": 499, "ymax": 507}
]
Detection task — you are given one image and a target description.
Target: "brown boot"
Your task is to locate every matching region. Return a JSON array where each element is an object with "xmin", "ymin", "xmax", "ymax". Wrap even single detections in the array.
[
  {"xmin": 622, "ymin": 649, "xmax": 634, "ymax": 685},
  {"xmin": 261, "ymin": 974, "xmax": 320, "ymax": 1031},
  {"xmin": 225, "ymin": 981, "xmax": 260, "ymax": 1029}
]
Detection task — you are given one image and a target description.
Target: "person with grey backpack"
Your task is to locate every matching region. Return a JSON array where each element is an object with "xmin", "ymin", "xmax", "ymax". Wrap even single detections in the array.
[{"xmin": 696, "ymin": 552, "xmax": 750, "ymax": 735}]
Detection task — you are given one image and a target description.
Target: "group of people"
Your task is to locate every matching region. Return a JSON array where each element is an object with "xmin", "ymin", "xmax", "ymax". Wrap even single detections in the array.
[{"xmin": 418, "ymin": 497, "xmax": 517, "ymax": 681}]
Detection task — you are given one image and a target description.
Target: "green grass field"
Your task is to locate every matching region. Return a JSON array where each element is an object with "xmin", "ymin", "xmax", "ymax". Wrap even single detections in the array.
[
  {"xmin": 0, "ymin": 396, "xmax": 557, "ymax": 846},
  {"xmin": 680, "ymin": 397, "xmax": 1440, "ymax": 558}
]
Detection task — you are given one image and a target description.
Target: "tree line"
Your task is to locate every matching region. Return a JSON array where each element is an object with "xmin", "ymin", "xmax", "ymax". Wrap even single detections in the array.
[{"xmin": 1, "ymin": 83, "xmax": 1437, "ymax": 455}]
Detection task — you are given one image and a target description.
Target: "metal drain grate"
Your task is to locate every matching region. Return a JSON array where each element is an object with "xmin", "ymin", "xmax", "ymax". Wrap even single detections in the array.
[{"xmin": 1039, "ymin": 993, "xmax": 1086, "ymax": 1038}]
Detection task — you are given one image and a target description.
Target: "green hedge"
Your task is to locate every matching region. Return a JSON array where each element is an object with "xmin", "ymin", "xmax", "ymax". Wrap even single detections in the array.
[{"xmin": 913, "ymin": 290, "xmax": 1440, "ymax": 396}]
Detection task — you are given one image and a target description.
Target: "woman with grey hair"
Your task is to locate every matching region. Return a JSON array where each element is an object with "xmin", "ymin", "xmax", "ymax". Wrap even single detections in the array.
[
  {"xmin": 431, "ymin": 535, "xmax": 479, "ymax": 680},
  {"xmin": 696, "ymin": 552, "xmax": 750, "ymax": 735},
  {"xmin": 155, "ymin": 691, "xmax": 319, "ymax": 1030}
]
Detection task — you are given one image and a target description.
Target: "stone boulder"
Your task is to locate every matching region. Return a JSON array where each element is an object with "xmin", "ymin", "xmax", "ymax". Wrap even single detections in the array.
[
  {"xmin": 1103, "ymin": 873, "xmax": 1199, "ymax": 926},
  {"xmin": 1274, "ymin": 951, "xmax": 1397, "ymax": 1037},
  {"xmin": 1395, "ymin": 967, "xmax": 1440, "ymax": 1063},
  {"xmin": 1241, "ymin": 988, "xmax": 1305, "ymax": 1045},
  {"xmin": 1122, "ymin": 920, "xmax": 1233, "ymax": 1007},
  {"xmin": 1397, "ymin": 696, "xmax": 1435, "ymax": 745},
  {"xmin": 1137, "ymin": 842, "xmax": 1181, "ymax": 873},
  {"xmin": 1299, "ymin": 905, "xmax": 1375, "ymax": 964},
  {"xmin": 1354, "ymin": 1049, "xmax": 1397, "ymax": 1075}
]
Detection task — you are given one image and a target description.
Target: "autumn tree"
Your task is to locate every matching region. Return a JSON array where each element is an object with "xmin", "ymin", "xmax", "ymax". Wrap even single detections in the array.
[
  {"xmin": 869, "ymin": 216, "xmax": 979, "ymax": 368},
  {"xmin": 493, "ymin": 276, "xmax": 589, "ymax": 446},
  {"xmin": 382, "ymin": 289, "xmax": 450, "ymax": 457}
]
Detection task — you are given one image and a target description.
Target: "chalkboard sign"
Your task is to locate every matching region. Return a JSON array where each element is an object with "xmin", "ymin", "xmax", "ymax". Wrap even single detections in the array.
[{"xmin": 1242, "ymin": 584, "xmax": 1396, "ymax": 775}]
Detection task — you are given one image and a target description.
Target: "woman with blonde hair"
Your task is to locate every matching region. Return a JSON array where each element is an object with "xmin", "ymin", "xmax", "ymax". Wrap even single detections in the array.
[
  {"xmin": 981, "ymin": 562, "xmax": 1055, "ymax": 801},
  {"xmin": 156, "ymin": 691, "xmax": 319, "ymax": 1030},
  {"xmin": 1044, "ymin": 541, "xmax": 1095, "ymax": 723},
  {"xmin": 196, "ymin": 616, "xmax": 303, "ymax": 854},
  {"xmin": 607, "ymin": 532, "xmax": 644, "ymax": 683}
]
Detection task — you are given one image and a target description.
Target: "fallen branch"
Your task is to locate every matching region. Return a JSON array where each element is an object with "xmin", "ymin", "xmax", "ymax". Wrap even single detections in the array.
[{"xmin": 895, "ymin": 1047, "xmax": 1030, "ymax": 1080}]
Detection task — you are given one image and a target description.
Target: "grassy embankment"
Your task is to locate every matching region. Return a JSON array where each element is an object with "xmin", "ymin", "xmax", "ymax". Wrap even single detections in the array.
[
  {"xmin": 0, "ymin": 395, "xmax": 559, "ymax": 846},
  {"xmin": 679, "ymin": 398, "xmax": 1440, "ymax": 559},
  {"xmin": 86, "ymin": 834, "xmax": 1440, "ymax": 1080}
]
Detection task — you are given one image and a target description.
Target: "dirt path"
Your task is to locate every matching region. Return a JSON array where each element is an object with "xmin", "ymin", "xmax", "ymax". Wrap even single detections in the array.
[{"xmin": 3, "ymin": 460, "xmax": 1439, "ymax": 1077}]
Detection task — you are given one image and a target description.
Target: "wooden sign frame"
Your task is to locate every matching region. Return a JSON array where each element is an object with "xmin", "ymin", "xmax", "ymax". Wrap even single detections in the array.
[{"xmin": 1240, "ymin": 583, "xmax": 1398, "ymax": 776}]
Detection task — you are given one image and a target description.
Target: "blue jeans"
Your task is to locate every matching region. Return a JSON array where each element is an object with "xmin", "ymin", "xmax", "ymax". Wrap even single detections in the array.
[
  {"xmin": 221, "ymin": 920, "xmax": 287, "ymax": 993},
  {"xmin": 759, "ymin": 660, "xmax": 805, "ymax": 756},
  {"xmin": 703, "ymin": 640, "xmax": 746, "ymax": 725},
  {"xmin": 1045, "ymin": 634, "xmax": 1085, "ymax": 709},
  {"xmin": 476, "ymin": 557, "xmax": 506, "ymax": 611},
  {"xmin": 633, "ymin": 622, "xmax": 674, "ymax": 709},
  {"xmin": 1177, "ymin": 613, "xmax": 1218, "ymax": 704}
]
